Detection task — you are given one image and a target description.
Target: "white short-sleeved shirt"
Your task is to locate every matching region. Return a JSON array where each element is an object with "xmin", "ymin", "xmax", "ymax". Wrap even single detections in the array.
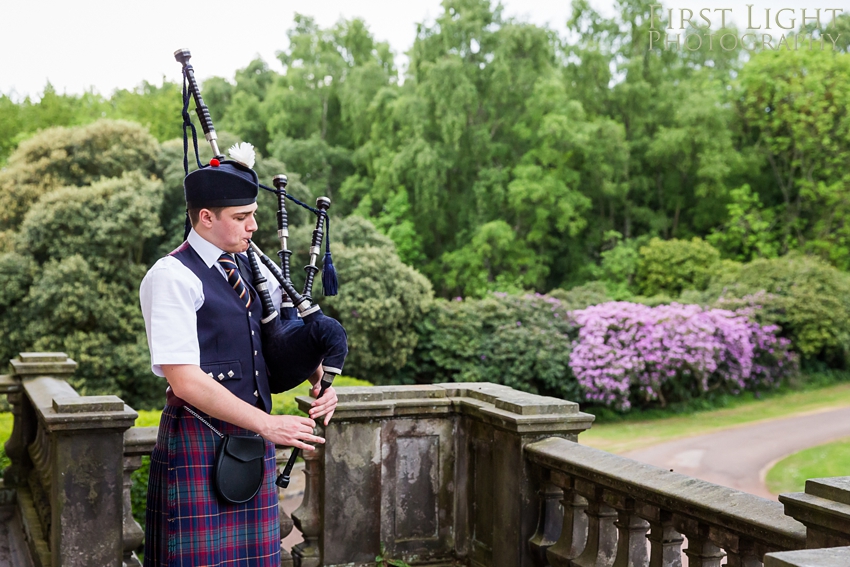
[{"xmin": 140, "ymin": 229, "xmax": 282, "ymax": 377}]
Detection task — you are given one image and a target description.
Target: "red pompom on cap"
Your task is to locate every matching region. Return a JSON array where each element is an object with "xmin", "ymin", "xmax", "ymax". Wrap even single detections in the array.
[{"xmin": 210, "ymin": 158, "xmax": 220, "ymax": 167}]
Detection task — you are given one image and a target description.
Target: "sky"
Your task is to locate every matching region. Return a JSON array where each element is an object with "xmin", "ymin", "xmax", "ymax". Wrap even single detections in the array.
[{"xmin": 0, "ymin": 0, "xmax": 843, "ymax": 100}]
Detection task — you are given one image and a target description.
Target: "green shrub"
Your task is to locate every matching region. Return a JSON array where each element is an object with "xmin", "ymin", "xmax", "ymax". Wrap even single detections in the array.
[
  {"xmin": 707, "ymin": 255, "xmax": 850, "ymax": 366},
  {"xmin": 636, "ymin": 237, "xmax": 721, "ymax": 296},
  {"xmin": 401, "ymin": 292, "xmax": 581, "ymax": 401},
  {"xmin": 548, "ymin": 281, "xmax": 611, "ymax": 310},
  {"xmin": 317, "ymin": 244, "xmax": 434, "ymax": 385}
]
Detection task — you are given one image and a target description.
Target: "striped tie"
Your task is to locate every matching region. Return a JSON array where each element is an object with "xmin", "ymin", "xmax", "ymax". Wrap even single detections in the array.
[{"xmin": 218, "ymin": 253, "xmax": 252, "ymax": 309}]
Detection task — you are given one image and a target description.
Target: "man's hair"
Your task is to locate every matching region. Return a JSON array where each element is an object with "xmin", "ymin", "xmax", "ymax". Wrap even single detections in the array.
[{"xmin": 188, "ymin": 207, "xmax": 225, "ymax": 227}]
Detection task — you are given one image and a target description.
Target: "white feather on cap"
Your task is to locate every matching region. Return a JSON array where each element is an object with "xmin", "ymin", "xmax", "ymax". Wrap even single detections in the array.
[{"xmin": 228, "ymin": 142, "xmax": 256, "ymax": 169}]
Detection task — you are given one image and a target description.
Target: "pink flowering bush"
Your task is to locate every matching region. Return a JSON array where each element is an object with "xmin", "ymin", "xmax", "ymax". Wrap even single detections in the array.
[{"xmin": 570, "ymin": 302, "xmax": 797, "ymax": 410}]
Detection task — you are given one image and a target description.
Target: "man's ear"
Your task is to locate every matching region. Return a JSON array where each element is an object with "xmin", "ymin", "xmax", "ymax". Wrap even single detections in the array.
[{"xmin": 198, "ymin": 208, "xmax": 215, "ymax": 228}]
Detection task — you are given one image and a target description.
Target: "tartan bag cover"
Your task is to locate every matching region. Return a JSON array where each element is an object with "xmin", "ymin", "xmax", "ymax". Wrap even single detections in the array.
[{"xmin": 144, "ymin": 404, "xmax": 281, "ymax": 566}]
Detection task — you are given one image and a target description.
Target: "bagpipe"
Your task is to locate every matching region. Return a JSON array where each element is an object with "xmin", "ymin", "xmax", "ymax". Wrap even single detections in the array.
[{"xmin": 175, "ymin": 49, "xmax": 348, "ymax": 488}]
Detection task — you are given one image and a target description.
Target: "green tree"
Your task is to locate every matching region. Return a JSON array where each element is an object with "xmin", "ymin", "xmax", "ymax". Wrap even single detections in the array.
[
  {"xmin": 737, "ymin": 49, "xmax": 850, "ymax": 267},
  {"xmin": 707, "ymin": 184, "xmax": 779, "ymax": 261}
]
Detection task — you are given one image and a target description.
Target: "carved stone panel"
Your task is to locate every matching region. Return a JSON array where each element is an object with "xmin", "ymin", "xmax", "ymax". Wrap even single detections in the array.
[{"xmin": 381, "ymin": 417, "xmax": 455, "ymax": 562}]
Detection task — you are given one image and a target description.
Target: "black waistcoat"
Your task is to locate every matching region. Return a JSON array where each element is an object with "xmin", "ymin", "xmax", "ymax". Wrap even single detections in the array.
[{"xmin": 169, "ymin": 242, "xmax": 272, "ymax": 412}]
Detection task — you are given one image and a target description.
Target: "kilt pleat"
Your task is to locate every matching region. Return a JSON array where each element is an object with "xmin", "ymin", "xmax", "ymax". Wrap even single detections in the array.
[{"xmin": 144, "ymin": 404, "xmax": 280, "ymax": 567}]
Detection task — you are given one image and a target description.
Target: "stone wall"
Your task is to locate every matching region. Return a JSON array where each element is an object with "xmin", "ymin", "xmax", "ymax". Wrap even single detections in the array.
[{"xmin": 292, "ymin": 383, "xmax": 594, "ymax": 567}]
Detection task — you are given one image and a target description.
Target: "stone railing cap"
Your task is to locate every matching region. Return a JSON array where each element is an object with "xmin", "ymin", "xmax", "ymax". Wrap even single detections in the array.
[
  {"xmin": 764, "ymin": 546, "xmax": 850, "ymax": 567},
  {"xmin": 124, "ymin": 426, "xmax": 159, "ymax": 455},
  {"xmin": 805, "ymin": 477, "xmax": 850, "ymax": 506},
  {"xmin": 53, "ymin": 395, "xmax": 125, "ymax": 414},
  {"xmin": 18, "ymin": 353, "xmax": 70, "ymax": 363},
  {"xmin": 11, "ymin": 352, "xmax": 77, "ymax": 377},
  {"xmin": 320, "ymin": 383, "xmax": 592, "ymax": 434},
  {"xmin": 335, "ymin": 385, "xmax": 447, "ymax": 404}
]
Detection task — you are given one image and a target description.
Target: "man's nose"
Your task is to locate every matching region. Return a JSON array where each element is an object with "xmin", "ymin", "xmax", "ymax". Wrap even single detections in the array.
[{"xmin": 247, "ymin": 216, "xmax": 258, "ymax": 232}]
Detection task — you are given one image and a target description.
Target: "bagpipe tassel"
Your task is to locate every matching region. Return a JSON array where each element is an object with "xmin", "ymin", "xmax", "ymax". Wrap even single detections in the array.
[
  {"xmin": 321, "ymin": 214, "xmax": 338, "ymax": 296},
  {"xmin": 322, "ymin": 251, "xmax": 338, "ymax": 296}
]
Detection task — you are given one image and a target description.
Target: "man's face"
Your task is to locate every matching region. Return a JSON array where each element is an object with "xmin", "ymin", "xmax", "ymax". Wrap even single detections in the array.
[{"xmin": 202, "ymin": 202, "xmax": 258, "ymax": 253}]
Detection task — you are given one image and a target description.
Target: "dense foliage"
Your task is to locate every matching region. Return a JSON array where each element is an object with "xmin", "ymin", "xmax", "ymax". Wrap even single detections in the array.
[
  {"xmin": 4, "ymin": 1, "xmax": 850, "ymax": 299},
  {"xmin": 1, "ymin": 0, "xmax": 849, "ymax": 412},
  {"xmin": 400, "ymin": 292, "xmax": 581, "ymax": 401}
]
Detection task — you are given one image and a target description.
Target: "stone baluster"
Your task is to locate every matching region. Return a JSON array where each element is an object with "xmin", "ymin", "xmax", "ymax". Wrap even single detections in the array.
[
  {"xmin": 604, "ymin": 492, "xmax": 649, "ymax": 567},
  {"xmin": 675, "ymin": 517, "xmax": 725, "ymax": 567},
  {"xmin": 123, "ymin": 426, "xmax": 156, "ymax": 567},
  {"xmin": 636, "ymin": 504, "xmax": 683, "ymax": 567},
  {"xmin": 276, "ymin": 446, "xmax": 295, "ymax": 567},
  {"xmin": 546, "ymin": 471, "xmax": 588, "ymax": 567},
  {"xmin": 723, "ymin": 536, "xmax": 762, "ymax": 567},
  {"xmin": 292, "ymin": 441, "xmax": 323, "ymax": 567},
  {"xmin": 572, "ymin": 479, "xmax": 618, "ymax": 567},
  {"xmin": 122, "ymin": 453, "xmax": 144, "ymax": 567},
  {"xmin": 528, "ymin": 475, "xmax": 564, "ymax": 565}
]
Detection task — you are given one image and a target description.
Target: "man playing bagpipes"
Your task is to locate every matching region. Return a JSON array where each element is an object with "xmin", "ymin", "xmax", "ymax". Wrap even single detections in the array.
[{"xmin": 138, "ymin": 49, "xmax": 346, "ymax": 566}]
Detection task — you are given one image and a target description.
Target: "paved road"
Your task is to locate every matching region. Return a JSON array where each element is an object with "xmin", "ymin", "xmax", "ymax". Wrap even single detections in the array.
[{"xmin": 622, "ymin": 406, "xmax": 850, "ymax": 499}]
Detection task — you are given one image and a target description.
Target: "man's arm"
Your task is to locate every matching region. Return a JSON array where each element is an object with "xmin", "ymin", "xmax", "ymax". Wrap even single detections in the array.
[{"xmin": 164, "ymin": 364, "xmax": 325, "ymax": 450}]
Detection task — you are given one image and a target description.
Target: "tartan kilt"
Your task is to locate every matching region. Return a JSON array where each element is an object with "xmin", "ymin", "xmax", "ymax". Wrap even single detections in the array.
[{"xmin": 144, "ymin": 404, "xmax": 281, "ymax": 567}]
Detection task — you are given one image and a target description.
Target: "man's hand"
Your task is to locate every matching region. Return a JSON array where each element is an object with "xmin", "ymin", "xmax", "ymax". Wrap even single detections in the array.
[
  {"xmin": 309, "ymin": 383, "xmax": 338, "ymax": 426},
  {"xmin": 163, "ymin": 364, "xmax": 326, "ymax": 450},
  {"xmin": 262, "ymin": 414, "xmax": 325, "ymax": 451}
]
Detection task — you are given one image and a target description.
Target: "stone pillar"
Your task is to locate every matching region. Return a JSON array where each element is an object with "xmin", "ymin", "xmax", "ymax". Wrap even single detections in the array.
[
  {"xmin": 23, "ymin": 375, "xmax": 137, "ymax": 567},
  {"xmin": 3, "ymin": 353, "xmax": 77, "ymax": 488},
  {"xmin": 780, "ymin": 477, "xmax": 850, "ymax": 548}
]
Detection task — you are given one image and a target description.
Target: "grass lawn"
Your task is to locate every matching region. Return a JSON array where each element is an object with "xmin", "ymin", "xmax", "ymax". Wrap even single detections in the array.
[
  {"xmin": 580, "ymin": 382, "xmax": 850, "ymax": 454},
  {"xmin": 765, "ymin": 437, "xmax": 850, "ymax": 494}
]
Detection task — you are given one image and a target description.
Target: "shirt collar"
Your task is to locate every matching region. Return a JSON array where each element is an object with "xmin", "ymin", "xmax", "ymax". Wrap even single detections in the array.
[{"xmin": 187, "ymin": 228, "xmax": 229, "ymax": 269}]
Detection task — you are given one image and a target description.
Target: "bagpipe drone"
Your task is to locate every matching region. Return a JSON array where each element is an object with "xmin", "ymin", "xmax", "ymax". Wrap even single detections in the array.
[{"xmin": 175, "ymin": 49, "xmax": 348, "ymax": 488}]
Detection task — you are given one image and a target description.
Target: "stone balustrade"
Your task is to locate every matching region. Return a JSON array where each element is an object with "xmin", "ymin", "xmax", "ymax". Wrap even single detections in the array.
[
  {"xmin": 6, "ymin": 353, "xmax": 138, "ymax": 567},
  {"xmin": 526, "ymin": 437, "xmax": 808, "ymax": 566},
  {"xmin": 3, "ymin": 352, "xmax": 850, "ymax": 567}
]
